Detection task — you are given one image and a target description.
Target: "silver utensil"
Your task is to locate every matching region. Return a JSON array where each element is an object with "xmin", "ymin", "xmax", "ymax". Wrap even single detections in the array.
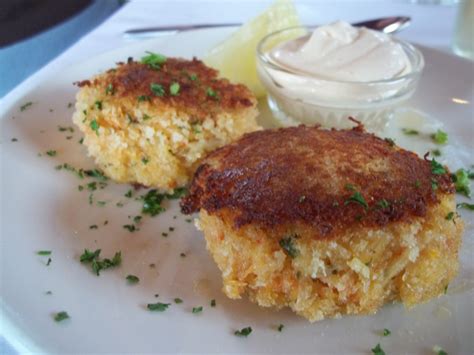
[{"xmin": 123, "ymin": 16, "xmax": 411, "ymax": 40}]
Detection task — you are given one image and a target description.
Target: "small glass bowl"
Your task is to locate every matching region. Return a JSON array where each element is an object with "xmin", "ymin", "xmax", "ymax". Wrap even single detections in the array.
[{"xmin": 256, "ymin": 26, "xmax": 425, "ymax": 132}]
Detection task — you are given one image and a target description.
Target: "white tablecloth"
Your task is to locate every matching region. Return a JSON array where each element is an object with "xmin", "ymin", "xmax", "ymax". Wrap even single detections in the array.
[{"xmin": 0, "ymin": 0, "xmax": 460, "ymax": 353}]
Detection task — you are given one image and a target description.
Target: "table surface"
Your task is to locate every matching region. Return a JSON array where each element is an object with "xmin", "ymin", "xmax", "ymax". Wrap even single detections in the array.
[{"xmin": 0, "ymin": 0, "xmax": 462, "ymax": 353}]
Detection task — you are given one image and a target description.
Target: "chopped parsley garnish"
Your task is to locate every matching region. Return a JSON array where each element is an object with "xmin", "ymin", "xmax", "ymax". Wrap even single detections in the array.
[
  {"xmin": 432, "ymin": 149, "xmax": 442, "ymax": 157},
  {"xmin": 210, "ymin": 299, "xmax": 216, "ymax": 307},
  {"xmin": 180, "ymin": 253, "xmax": 186, "ymax": 257},
  {"xmin": 126, "ymin": 275, "xmax": 140, "ymax": 284},
  {"xmin": 133, "ymin": 215, "xmax": 142, "ymax": 224},
  {"xmin": 444, "ymin": 285, "xmax": 449, "ymax": 294},
  {"xmin": 90, "ymin": 119, "xmax": 100, "ymax": 135},
  {"xmin": 189, "ymin": 74, "xmax": 197, "ymax": 81},
  {"xmin": 376, "ymin": 199, "xmax": 390, "ymax": 209},
  {"xmin": 457, "ymin": 202, "xmax": 474, "ymax": 210},
  {"xmin": 383, "ymin": 328, "xmax": 391, "ymax": 336},
  {"xmin": 371, "ymin": 343, "xmax": 385, "ymax": 355},
  {"xmin": 46, "ymin": 150, "xmax": 57, "ymax": 157},
  {"xmin": 277, "ymin": 324, "xmax": 284, "ymax": 332},
  {"xmin": 279, "ymin": 236, "xmax": 299, "ymax": 258},
  {"xmin": 79, "ymin": 249, "xmax": 121, "ymax": 276},
  {"xmin": 105, "ymin": 83, "xmax": 115, "ymax": 95},
  {"xmin": 431, "ymin": 129, "xmax": 448, "ymax": 144},
  {"xmin": 445, "ymin": 212, "xmax": 455, "ymax": 221},
  {"xmin": 452, "ymin": 168, "xmax": 471, "ymax": 197},
  {"xmin": 58, "ymin": 125, "xmax": 74, "ymax": 133},
  {"xmin": 402, "ymin": 128, "xmax": 419, "ymax": 135},
  {"xmin": 206, "ymin": 87, "xmax": 217, "ymax": 98},
  {"xmin": 142, "ymin": 114, "xmax": 151, "ymax": 120},
  {"xmin": 147, "ymin": 302, "xmax": 170, "ymax": 312},
  {"xmin": 192, "ymin": 306, "xmax": 203, "ymax": 314},
  {"xmin": 430, "ymin": 159, "xmax": 446, "ymax": 175},
  {"xmin": 87, "ymin": 182, "xmax": 97, "ymax": 191},
  {"xmin": 20, "ymin": 102, "xmax": 33, "ymax": 111},
  {"xmin": 53, "ymin": 311, "xmax": 70, "ymax": 322},
  {"xmin": 123, "ymin": 224, "xmax": 138, "ymax": 232},
  {"xmin": 433, "ymin": 345, "xmax": 448, "ymax": 355},
  {"xmin": 234, "ymin": 326, "xmax": 252, "ymax": 337},
  {"xmin": 166, "ymin": 187, "xmax": 187, "ymax": 199},
  {"xmin": 125, "ymin": 189, "xmax": 133, "ymax": 198},
  {"xmin": 174, "ymin": 298, "xmax": 183, "ymax": 304},
  {"xmin": 137, "ymin": 95, "xmax": 151, "ymax": 102},
  {"xmin": 84, "ymin": 169, "xmax": 108, "ymax": 181},
  {"xmin": 141, "ymin": 51, "xmax": 167, "ymax": 69},
  {"xmin": 185, "ymin": 219, "xmax": 192, "ymax": 223},
  {"xmin": 89, "ymin": 224, "xmax": 98, "ymax": 229},
  {"xmin": 94, "ymin": 100, "xmax": 103, "ymax": 110},
  {"xmin": 384, "ymin": 138, "xmax": 395, "ymax": 147},
  {"xmin": 37, "ymin": 250, "xmax": 52, "ymax": 256},
  {"xmin": 345, "ymin": 190, "xmax": 368, "ymax": 209},
  {"xmin": 142, "ymin": 157, "xmax": 149, "ymax": 164},
  {"xmin": 150, "ymin": 83, "xmax": 165, "ymax": 97},
  {"xmin": 161, "ymin": 232, "xmax": 168, "ymax": 237},
  {"xmin": 46, "ymin": 258, "xmax": 52, "ymax": 266},
  {"xmin": 170, "ymin": 82, "xmax": 180, "ymax": 96},
  {"xmin": 142, "ymin": 190, "xmax": 166, "ymax": 216}
]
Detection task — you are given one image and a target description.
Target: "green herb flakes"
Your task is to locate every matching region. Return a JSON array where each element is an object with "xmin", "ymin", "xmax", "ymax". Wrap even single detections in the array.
[
  {"xmin": 125, "ymin": 189, "xmax": 133, "ymax": 198},
  {"xmin": 142, "ymin": 157, "xmax": 149, "ymax": 164},
  {"xmin": 371, "ymin": 343, "xmax": 385, "ymax": 355},
  {"xmin": 53, "ymin": 311, "xmax": 70, "ymax": 322},
  {"xmin": 150, "ymin": 83, "xmax": 165, "ymax": 97},
  {"xmin": 433, "ymin": 345, "xmax": 448, "ymax": 355},
  {"xmin": 141, "ymin": 51, "xmax": 167, "ymax": 69},
  {"xmin": 277, "ymin": 324, "xmax": 284, "ymax": 332},
  {"xmin": 383, "ymin": 328, "xmax": 391, "ymax": 336},
  {"xmin": 89, "ymin": 224, "xmax": 98, "ymax": 230},
  {"xmin": 430, "ymin": 159, "xmax": 446, "ymax": 175},
  {"xmin": 80, "ymin": 249, "xmax": 121, "ymax": 276},
  {"xmin": 445, "ymin": 212, "xmax": 455, "ymax": 221},
  {"xmin": 58, "ymin": 125, "xmax": 74, "ymax": 133},
  {"xmin": 46, "ymin": 258, "xmax": 52, "ymax": 266},
  {"xmin": 180, "ymin": 253, "xmax": 186, "ymax": 258},
  {"xmin": 279, "ymin": 236, "xmax": 299, "ymax": 258},
  {"xmin": 192, "ymin": 306, "xmax": 203, "ymax": 314},
  {"xmin": 376, "ymin": 199, "xmax": 390, "ymax": 209},
  {"xmin": 11, "ymin": 138, "xmax": 18, "ymax": 142},
  {"xmin": 20, "ymin": 102, "xmax": 33, "ymax": 111},
  {"xmin": 431, "ymin": 129, "xmax": 448, "ymax": 144},
  {"xmin": 137, "ymin": 95, "xmax": 151, "ymax": 102},
  {"xmin": 105, "ymin": 83, "xmax": 115, "ymax": 95},
  {"xmin": 37, "ymin": 250, "xmax": 52, "ymax": 256},
  {"xmin": 452, "ymin": 168, "xmax": 471, "ymax": 197},
  {"xmin": 90, "ymin": 119, "xmax": 100, "ymax": 135},
  {"xmin": 84, "ymin": 168, "xmax": 108, "ymax": 181},
  {"xmin": 95, "ymin": 100, "xmax": 103, "ymax": 110},
  {"xmin": 384, "ymin": 137, "xmax": 395, "ymax": 147},
  {"xmin": 174, "ymin": 298, "xmax": 183, "ymax": 304},
  {"xmin": 206, "ymin": 87, "xmax": 217, "ymax": 98},
  {"xmin": 402, "ymin": 128, "xmax": 419, "ymax": 135},
  {"xmin": 123, "ymin": 224, "xmax": 138, "ymax": 232},
  {"xmin": 170, "ymin": 82, "xmax": 180, "ymax": 96},
  {"xmin": 46, "ymin": 150, "xmax": 57, "ymax": 157},
  {"xmin": 67, "ymin": 102, "xmax": 73, "ymax": 108},
  {"xmin": 457, "ymin": 202, "xmax": 474, "ymax": 210},
  {"xmin": 210, "ymin": 299, "xmax": 216, "ymax": 307},
  {"xmin": 147, "ymin": 302, "xmax": 170, "ymax": 312},
  {"xmin": 432, "ymin": 149, "xmax": 442, "ymax": 157},
  {"xmin": 126, "ymin": 275, "xmax": 140, "ymax": 284},
  {"xmin": 234, "ymin": 326, "xmax": 252, "ymax": 337},
  {"xmin": 345, "ymin": 191, "xmax": 368, "ymax": 209}
]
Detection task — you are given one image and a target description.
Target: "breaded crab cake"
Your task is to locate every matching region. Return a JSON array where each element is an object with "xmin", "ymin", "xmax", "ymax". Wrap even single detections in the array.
[
  {"xmin": 181, "ymin": 122, "xmax": 463, "ymax": 322},
  {"xmin": 72, "ymin": 53, "xmax": 260, "ymax": 192}
]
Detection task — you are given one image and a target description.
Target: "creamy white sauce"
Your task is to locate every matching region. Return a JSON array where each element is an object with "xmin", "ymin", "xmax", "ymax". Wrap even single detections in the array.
[{"xmin": 269, "ymin": 21, "xmax": 411, "ymax": 82}]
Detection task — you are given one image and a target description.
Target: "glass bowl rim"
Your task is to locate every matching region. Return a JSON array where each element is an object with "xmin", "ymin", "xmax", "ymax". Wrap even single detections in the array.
[{"xmin": 256, "ymin": 25, "xmax": 425, "ymax": 85}]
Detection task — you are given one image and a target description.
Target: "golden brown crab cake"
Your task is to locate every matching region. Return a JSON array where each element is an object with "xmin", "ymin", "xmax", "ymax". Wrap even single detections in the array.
[
  {"xmin": 72, "ymin": 54, "xmax": 260, "ymax": 192},
  {"xmin": 181, "ymin": 123, "xmax": 463, "ymax": 322}
]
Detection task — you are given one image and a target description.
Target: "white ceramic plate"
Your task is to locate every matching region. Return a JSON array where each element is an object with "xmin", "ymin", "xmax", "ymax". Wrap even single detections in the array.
[{"xmin": 1, "ymin": 28, "xmax": 473, "ymax": 354}]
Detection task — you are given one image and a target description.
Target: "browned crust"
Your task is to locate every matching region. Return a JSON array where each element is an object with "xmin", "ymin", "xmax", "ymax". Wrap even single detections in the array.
[
  {"xmin": 181, "ymin": 124, "xmax": 455, "ymax": 238},
  {"xmin": 75, "ymin": 57, "xmax": 255, "ymax": 122}
]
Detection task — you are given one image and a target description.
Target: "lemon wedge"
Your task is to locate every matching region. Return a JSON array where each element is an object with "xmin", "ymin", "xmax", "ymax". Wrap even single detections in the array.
[{"xmin": 204, "ymin": 0, "xmax": 301, "ymax": 98}]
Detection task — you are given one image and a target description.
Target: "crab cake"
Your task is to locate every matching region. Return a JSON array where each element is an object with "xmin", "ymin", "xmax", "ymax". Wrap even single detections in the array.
[
  {"xmin": 181, "ymin": 123, "xmax": 463, "ymax": 322},
  {"xmin": 72, "ymin": 53, "xmax": 260, "ymax": 192}
]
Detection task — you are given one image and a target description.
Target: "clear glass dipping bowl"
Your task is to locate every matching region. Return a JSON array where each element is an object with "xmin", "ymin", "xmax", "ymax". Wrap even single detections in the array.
[{"xmin": 256, "ymin": 26, "xmax": 425, "ymax": 132}]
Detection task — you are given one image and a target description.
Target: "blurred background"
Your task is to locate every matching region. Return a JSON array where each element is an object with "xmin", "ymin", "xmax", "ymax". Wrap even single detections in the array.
[{"xmin": 0, "ymin": 0, "xmax": 124, "ymax": 97}]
